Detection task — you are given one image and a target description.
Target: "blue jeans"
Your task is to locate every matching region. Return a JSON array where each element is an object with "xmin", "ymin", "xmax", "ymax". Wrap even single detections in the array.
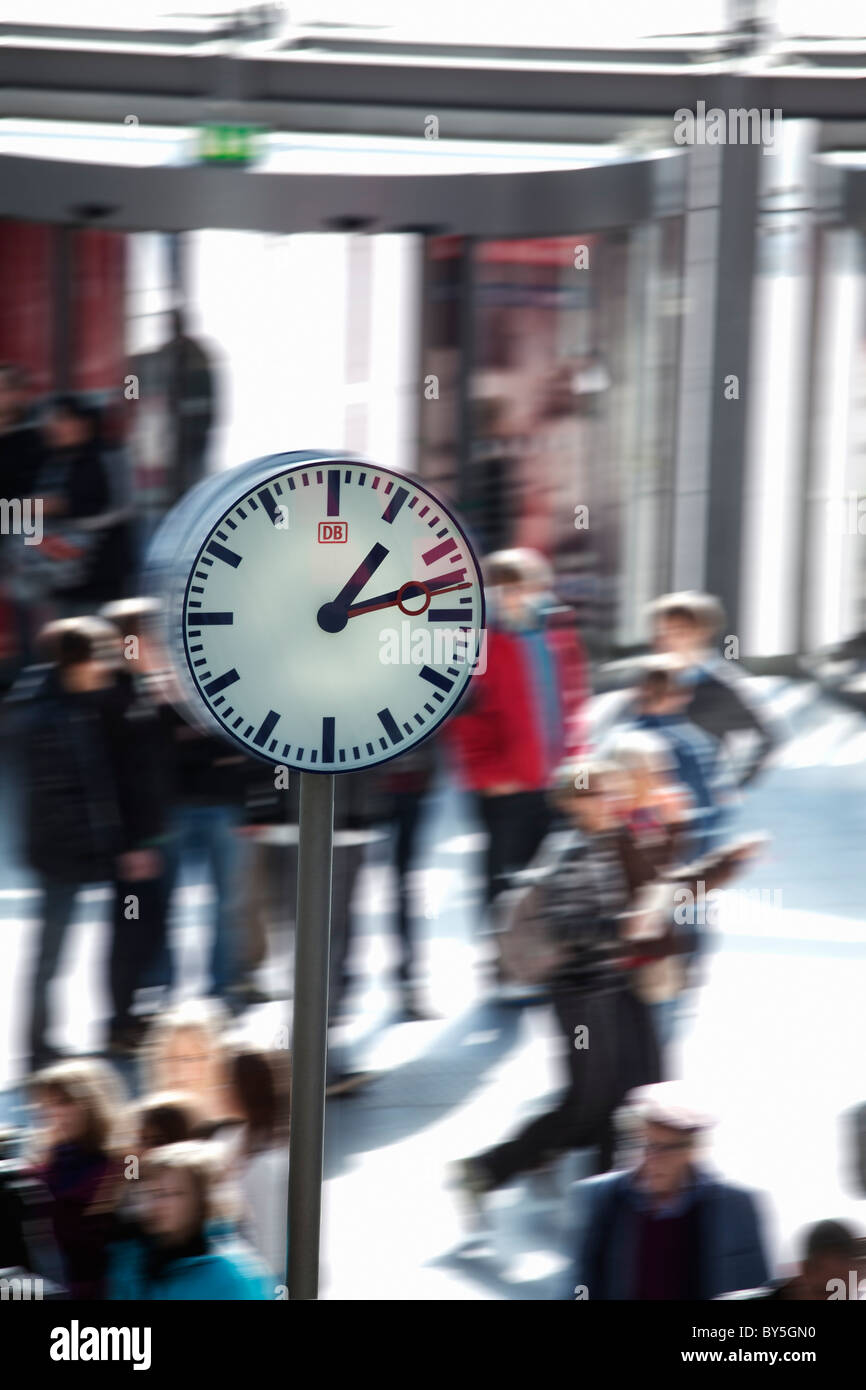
[{"xmin": 144, "ymin": 804, "xmax": 242, "ymax": 1000}]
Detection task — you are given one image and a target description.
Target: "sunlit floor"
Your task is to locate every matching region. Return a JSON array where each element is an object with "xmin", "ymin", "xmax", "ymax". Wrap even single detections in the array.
[{"xmin": 1, "ymin": 678, "xmax": 865, "ymax": 1299}]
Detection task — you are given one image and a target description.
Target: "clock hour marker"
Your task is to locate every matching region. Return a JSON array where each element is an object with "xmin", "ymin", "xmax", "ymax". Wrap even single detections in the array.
[
  {"xmin": 253, "ymin": 710, "xmax": 280, "ymax": 748},
  {"xmin": 428, "ymin": 608, "xmax": 472, "ymax": 622},
  {"xmin": 207, "ymin": 541, "xmax": 242, "ymax": 569},
  {"xmin": 188, "ymin": 612, "xmax": 233, "ymax": 626},
  {"xmin": 382, "ymin": 486, "xmax": 409, "ymax": 524},
  {"xmin": 327, "ymin": 471, "xmax": 340, "ymax": 517},
  {"xmin": 321, "ymin": 716, "xmax": 335, "ymax": 762},
  {"xmin": 419, "ymin": 665, "xmax": 454, "ymax": 693},
  {"xmin": 423, "ymin": 538, "xmax": 458, "ymax": 566},
  {"xmin": 377, "ymin": 708, "xmax": 404, "ymax": 745},
  {"xmin": 204, "ymin": 669, "xmax": 240, "ymax": 697},
  {"xmin": 257, "ymin": 488, "xmax": 281, "ymax": 525}
]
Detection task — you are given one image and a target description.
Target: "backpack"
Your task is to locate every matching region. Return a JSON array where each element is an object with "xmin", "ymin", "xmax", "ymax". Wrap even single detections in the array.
[{"xmin": 495, "ymin": 832, "xmax": 575, "ymax": 985}]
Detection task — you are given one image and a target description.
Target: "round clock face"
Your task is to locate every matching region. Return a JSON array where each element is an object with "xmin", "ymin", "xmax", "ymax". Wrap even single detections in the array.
[{"xmin": 177, "ymin": 457, "xmax": 485, "ymax": 772}]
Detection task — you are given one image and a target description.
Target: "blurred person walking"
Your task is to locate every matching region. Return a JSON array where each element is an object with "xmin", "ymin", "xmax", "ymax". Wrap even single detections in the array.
[
  {"xmin": 18, "ymin": 617, "xmax": 163, "ymax": 1072},
  {"xmin": 379, "ymin": 739, "xmax": 438, "ymax": 1020},
  {"xmin": 100, "ymin": 599, "xmax": 174, "ymax": 1055},
  {"xmin": 20, "ymin": 396, "xmax": 111, "ymax": 616},
  {"xmin": 446, "ymin": 548, "xmax": 587, "ymax": 914},
  {"xmin": 649, "ymin": 591, "xmax": 777, "ymax": 789},
  {"xmin": 452, "ymin": 760, "xmax": 661, "ymax": 1211},
  {"xmin": 573, "ymin": 1083, "xmax": 769, "ymax": 1300},
  {"xmin": 629, "ymin": 655, "xmax": 729, "ymax": 858}
]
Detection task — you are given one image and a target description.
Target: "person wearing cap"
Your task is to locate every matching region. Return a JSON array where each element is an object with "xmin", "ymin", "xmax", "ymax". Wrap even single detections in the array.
[{"xmin": 573, "ymin": 1083, "xmax": 770, "ymax": 1300}]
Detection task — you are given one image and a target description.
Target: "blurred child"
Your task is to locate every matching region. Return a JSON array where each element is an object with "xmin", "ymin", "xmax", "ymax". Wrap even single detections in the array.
[
  {"xmin": 29, "ymin": 1059, "xmax": 127, "ymax": 1299},
  {"xmin": 108, "ymin": 1142, "xmax": 270, "ymax": 1300}
]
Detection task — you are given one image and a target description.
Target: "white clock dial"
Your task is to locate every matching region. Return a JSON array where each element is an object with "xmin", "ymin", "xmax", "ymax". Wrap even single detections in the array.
[{"xmin": 164, "ymin": 455, "xmax": 485, "ymax": 772}]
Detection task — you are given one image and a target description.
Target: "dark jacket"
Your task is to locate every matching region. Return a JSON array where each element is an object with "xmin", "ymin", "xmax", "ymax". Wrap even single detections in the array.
[
  {"xmin": 0, "ymin": 421, "xmax": 43, "ymax": 507},
  {"xmin": 538, "ymin": 829, "xmax": 632, "ymax": 993},
  {"xmin": 36, "ymin": 443, "xmax": 109, "ymax": 522},
  {"xmin": 35, "ymin": 1145, "xmax": 119, "ymax": 1300},
  {"xmin": 21, "ymin": 667, "xmax": 163, "ymax": 882},
  {"xmin": 683, "ymin": 663, "xmax": 777, "ymax": 788},
  {"xmin": 161, "ymin": 703, "xmax": 250, "ymax": 809},
  {"xmin": 574, "ymin": 1167, "xmax": 770, "ymax": 1300}
]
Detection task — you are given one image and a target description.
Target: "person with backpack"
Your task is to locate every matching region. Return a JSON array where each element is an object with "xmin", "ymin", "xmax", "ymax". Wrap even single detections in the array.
[{"xmin": 451, "ymin": 758, "xmax": 661, "ymax": 1215}]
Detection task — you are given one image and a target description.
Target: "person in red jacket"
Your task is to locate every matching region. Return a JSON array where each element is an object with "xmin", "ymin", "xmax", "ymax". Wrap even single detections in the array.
[{"xmin": 446, "ymin": 547, "xmax": 588, "ymax": 910}]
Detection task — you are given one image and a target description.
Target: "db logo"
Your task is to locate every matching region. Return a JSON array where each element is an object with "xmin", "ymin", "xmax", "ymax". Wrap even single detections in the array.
[{"xmin": 318, "ymin": 522, "xmax": 348, "ymax": 543}]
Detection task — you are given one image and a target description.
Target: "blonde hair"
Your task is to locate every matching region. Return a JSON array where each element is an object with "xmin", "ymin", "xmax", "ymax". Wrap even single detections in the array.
[
  {"xmin": 141, "ymin": 1000, "xmax": 229, "ymax": 1102},
  {"xmin": 30, "ymin": 1058, "xmax": 128, "ymax": 1157}
]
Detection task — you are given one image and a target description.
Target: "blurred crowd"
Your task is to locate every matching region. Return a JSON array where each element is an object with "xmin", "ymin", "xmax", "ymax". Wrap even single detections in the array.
[{"xmin": 0, "ymin": 368, "xmax": 863, "ymax": 1300}]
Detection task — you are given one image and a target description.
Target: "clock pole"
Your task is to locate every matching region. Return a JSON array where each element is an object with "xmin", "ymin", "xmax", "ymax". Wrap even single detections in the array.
[{"xmin": 287, "ymin": 770, "xmax": 335, "ymax": 1299}]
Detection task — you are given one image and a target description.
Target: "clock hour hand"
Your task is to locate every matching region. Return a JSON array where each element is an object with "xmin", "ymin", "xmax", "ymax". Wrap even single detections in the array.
[{"xmin": 317, "ymin": 542, "xmax": 389, "ymax": 633}]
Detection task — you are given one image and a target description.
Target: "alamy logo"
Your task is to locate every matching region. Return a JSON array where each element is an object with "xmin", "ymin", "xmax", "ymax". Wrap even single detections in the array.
[
  {"xmin": 50, "ymin": 1320, "xmax": 152, "ymax": 1371},
  {"xmin": 674, "ymin": 101, "xmax": 781, "ymax": 154},
  {"xmin": 0, "ymin": 497, "xmax": 42, "ymax": 544},
  {"xmin": 0, "ymin": 1274, "xmax": 43, "ymax": 1299}
]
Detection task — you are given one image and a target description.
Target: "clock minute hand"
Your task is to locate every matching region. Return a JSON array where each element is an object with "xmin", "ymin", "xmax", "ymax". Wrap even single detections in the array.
[
  {"xmin": 317, "ymin": 542, "xmax": 389, "ymax": 633},
  {"xmin": 347, "ymin": 581, "xmax": 470, "ymax": 618}
]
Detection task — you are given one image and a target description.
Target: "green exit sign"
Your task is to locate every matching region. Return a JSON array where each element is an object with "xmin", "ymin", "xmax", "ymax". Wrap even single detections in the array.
[{"xmin": 198, "ymin": 123, "xmax": 264, "ymax": 165}]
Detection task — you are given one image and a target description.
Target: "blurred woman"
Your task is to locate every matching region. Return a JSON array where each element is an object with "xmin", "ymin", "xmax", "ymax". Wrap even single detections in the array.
[
  {"xmin": 225, "ymin": 1044, "xmax": 290, "ymax": 1281},
  {"xmin": 108, "ymin": 1142, "xmax": 269, "ymax": 1300},
  {"xmin": 141, "ymin": 1001, "xmax": 239, "ymax": 1134},
  {"xmin": 29, "ymin": 1059, "xmax": 127, "ymax": 1298}
]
